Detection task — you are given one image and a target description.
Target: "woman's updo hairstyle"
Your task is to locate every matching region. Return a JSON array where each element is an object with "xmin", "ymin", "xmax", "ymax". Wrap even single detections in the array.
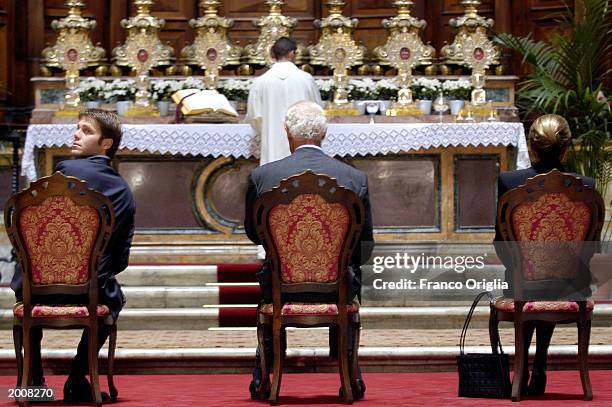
[{"xmin": 528, "ymin": 114, "xmax": 572, "ymax": 163}]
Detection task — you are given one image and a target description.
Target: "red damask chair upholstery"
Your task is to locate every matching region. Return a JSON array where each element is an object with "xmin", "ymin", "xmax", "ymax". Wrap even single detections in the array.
[
  {"xmin": 493, "ymin": 169, "xmax": 604, "ymax": 401},
  {"xmin": 4, "ymin": 172, "xmax": 117, "ymax": 406},
  {"xmin": 253, "ymin": 171, "xmax": 365, "ymax": 405}
]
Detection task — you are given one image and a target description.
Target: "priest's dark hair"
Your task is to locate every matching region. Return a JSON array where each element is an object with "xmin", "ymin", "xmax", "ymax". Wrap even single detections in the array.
[{"xmin": 271, "ymin": 37, "xmax": 297, "ymax": 60}]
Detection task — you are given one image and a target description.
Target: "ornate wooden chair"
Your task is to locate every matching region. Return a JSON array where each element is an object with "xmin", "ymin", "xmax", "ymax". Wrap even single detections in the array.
[
  {"xmin": 252, "ymin": 171, "xmax": 365, "ymax": 405},
  {"xmin": 492, "ymin": 169, "xmax": 604, "ymax": 401},
  {"xmin": 4, "ymin": 172, "xmax": 118, "ymax": 406}
]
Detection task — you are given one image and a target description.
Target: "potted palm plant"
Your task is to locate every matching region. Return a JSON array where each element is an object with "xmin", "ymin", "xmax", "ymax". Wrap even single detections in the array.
[{"xmin": 495, "ymin": 0, "xmax": 611, "ymax": 296}]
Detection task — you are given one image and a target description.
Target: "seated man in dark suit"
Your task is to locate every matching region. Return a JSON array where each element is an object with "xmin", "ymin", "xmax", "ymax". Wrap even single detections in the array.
[
  {"xmin": 11, "ymin": 109, "xmax": 136, "ymax": 402},
  {"xmin": 244, "ymin": 101, "xmax": 374, "ymax": 399},
  {"xmin": 494, "ymin": 114, "xmax": 595, "ymax": 395}
]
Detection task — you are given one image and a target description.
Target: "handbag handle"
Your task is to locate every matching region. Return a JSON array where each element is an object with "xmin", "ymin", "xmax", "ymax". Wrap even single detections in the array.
[{"xmin": 459, "ymin": 291, "xmax": 504, "ymax": 355}]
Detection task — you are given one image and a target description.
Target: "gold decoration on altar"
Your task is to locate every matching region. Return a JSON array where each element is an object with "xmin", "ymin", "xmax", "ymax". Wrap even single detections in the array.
[
  {"xmin": 374, "ymin": 1, "xmax": 434, "ymax": 69},
  {"xmin": 181, "ymin": 0, "xmax": 242, "ymax": 87},
  {"xmin": 243, "ymin": 0, "xmax": 306, "ymax": 68},
  {"xmin": 309, "ymin": 0, "xmax": 365, "ymax": 116},
  {"xmin": 440, "ymin": 0, "xmax": 500, "ymax": 106},
  {"xmin": 375, "ymin": 0, "xmax": 433, "ymax": 115},
  {"xmin": 41, "ymin": 0, "xmax": 106, "ymax": 115},
  {"xmin": 112, "ymin": 0, "xmax": 174, "ymax": 116}
]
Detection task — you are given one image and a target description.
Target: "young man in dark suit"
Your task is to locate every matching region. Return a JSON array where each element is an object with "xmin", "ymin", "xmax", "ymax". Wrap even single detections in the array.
[
  {"xmin": 11, "ymin": 109, "xmax": 136, "ymax": 402},
  {"xmin": 494, "ymin": 114, "xmax": 595, "ymax": 395},
  {"xmin": 244, "ymin": 101, "xmax": 374, "ymax": 399}
]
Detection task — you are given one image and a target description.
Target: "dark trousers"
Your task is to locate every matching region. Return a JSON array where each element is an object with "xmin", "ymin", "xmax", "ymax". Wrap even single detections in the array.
[
  {"xmin": 252, "ymin": 324, "xmax": 359, "ymax": 387},
  {"xmin": 520, "ymin": 321, "xmax": 555, "ymax": 383},
  {"xmin": 30, "ymin": 326, "xmax": 111, "ymax": 382}
]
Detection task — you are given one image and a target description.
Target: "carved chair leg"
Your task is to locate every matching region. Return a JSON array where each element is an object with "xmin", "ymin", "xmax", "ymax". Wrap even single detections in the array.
[
  {"xmin": 511, "ymin": 320, "xmax": 525, "ymax": 402},
  {"xmin": 351, "ymin": 321, "xmax": 361, "ymax": 399},
  {"xmin": 13, "ymin": 325, "xmax": 23, "ymax": 388},
  {"xmin": 21, "ymin": 322, "xmax": 31, "ymax": 407},
  {"xmin": 269, "ymin": 319, "xmax": 283, "ymax": 406},
  {"xmin": 107, "ymin": 322, "xmax": 118, "ymax": 401},
  {"xmin": 257, "ymin": 322, "xmax": 270, "ymax": 400},
  {"xmin": 578, "ymin": 319, "xmax": 593, "ymax": 401},
  {"xmin": 338, "ymin": 322, "xmax": 353, "ymax": 404},
  {"xmin": 87, "ymin": 325, "xmax": 102, "ymax": 406}
]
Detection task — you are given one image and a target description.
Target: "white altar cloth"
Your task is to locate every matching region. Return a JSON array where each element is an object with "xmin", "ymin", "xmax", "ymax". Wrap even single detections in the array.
[{"xmin": 22, "ymin": 122, "xmax": 529, "ymax": 181}]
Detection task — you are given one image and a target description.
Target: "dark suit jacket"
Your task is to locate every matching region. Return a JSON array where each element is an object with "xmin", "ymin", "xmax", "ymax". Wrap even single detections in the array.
[
  {"xmin": 494, "ymin": 161, "xmax": 595, "ymax": 297},
  {"xmin": 244, "ymin": 146, "xmax": 374, "ymax": 303},
  {"xmin": 11, "ymin": 156, "xmax": 135, "ymax": 318}
]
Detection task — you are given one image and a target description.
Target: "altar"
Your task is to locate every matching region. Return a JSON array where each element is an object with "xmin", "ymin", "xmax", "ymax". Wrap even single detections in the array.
[{"xmin": 24, "ymin": 121, "xmax": 528, "ymax": 243}]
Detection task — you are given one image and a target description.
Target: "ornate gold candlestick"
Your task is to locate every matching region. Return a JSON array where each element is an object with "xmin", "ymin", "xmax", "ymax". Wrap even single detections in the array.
[
  {"xmin": 376, "ymin": 0, "xmax": 433, "ymax": 116},
  {"xmin": 309, "ymin": 0, "xmax": 365, "ymax": 115},
  {"xmin": 41, "ymin": 0, "xmax": 106, "ymax": 116},
  {"xmin": 112, "ymin": 0, "xmax": 174, "ymax": 116},
  {"xmin": 440, "ymin": 0, "xmax": 500, "ymax": 106},
  {"xmin": 181, "ymin": 0, "xmax": 241, "ymax": 85},
  {"xmin": 242, "ymin": 0, "xmax": 307, "ymax": 73}
]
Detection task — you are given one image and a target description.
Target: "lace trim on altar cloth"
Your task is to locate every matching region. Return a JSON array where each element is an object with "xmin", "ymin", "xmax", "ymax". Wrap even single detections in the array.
[{"xmin": 23, "ymin": 122, "xmax": 528, "ymax": 182}]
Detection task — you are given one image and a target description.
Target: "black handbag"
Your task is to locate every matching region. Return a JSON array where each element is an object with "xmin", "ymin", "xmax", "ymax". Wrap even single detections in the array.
[{"xmin": 457, "ymin": 291, "xmax": 511, "ymax": 399}]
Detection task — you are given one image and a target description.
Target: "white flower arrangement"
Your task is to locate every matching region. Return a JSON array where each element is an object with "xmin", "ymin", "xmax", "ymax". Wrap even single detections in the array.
[
  {"xmin": 348, "ymin": 78, "xmax": 377, "ymax": 100},
  {"xmin": 442, "ymin": 79, "xmax": 472, "ymax": 100},
  {"xmin": 151, "ymin": 80, "xmax": 183, "ymax": 101},
  {"xmin": 102, "ymin": 79, "xmax": 136, "ymax": 103},
  {"xmin": 315, "ymin": 79, "xmax": 336, "ymax": 100},
  {"xmin": 180, "ymin": 76, "xmax": 206, "ymax": 91},
  {"xmin": 77, "ymin": 78, "xmax": 106, "ymax": 102},
  {"xmin": 76, "ymin": 76, "xmax": 477, "ymax": 105},
  {"xmin": 411, "ymin": 77, "xmax": 441, "ymax": 100},
  {"xmin": 217, "ymin": 78, "xmax": 252, "ymax": 101},
  {"xmin": 375, "ymin": 78, "xmax": 399, "ymax": 100}
]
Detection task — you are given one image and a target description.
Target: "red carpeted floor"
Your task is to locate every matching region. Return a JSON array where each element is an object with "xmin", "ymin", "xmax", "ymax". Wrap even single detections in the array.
[{"xmin": 0, "ymin": 371, "xmax": 610, "ymax": 406}]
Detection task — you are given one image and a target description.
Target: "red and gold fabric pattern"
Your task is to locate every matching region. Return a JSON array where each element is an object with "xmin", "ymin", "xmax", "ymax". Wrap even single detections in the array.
[
  {"xmin": 13, "ymin": 302, "xmax": 110, "ymax": 318},
  {"xmin": 268, "ymin": 194, "xmax": 349, "ymax": 283},
  {"xmin": 494, "ymin": 297, "xmax": 594, "ymax": 313},
  {"xmin": 18, "ymin": 195, "xmax": 99, "ymax": 285},
  {"xmin": 258, "ymin": 300, "xmax": 360, "ymax": 316},
  {"xmin": 511, "ymin": 193, "xmax": 591, "ymax": 280}
]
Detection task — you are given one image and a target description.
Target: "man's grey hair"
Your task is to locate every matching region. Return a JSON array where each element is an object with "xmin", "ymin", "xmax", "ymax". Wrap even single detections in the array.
[{"xmin": 284, "ymin": 101, "xmax": 327, "ymax": 140}]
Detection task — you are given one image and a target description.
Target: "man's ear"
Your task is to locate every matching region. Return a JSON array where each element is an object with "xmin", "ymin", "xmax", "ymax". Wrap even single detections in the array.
[{"xmin": 101, "ymin": 138, "xmax": 113, "ymax": 153}]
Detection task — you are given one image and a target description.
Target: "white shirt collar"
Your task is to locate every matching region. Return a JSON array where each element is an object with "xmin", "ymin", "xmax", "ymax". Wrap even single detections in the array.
[{"xmin": 296, "ymin": 144, "xmax": 324, "ymax": 153}]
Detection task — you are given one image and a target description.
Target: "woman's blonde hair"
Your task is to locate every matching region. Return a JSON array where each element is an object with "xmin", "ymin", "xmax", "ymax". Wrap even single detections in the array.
[{"xmin": 528, "ymin": 114, "xmax": 572, "ymax": 162}]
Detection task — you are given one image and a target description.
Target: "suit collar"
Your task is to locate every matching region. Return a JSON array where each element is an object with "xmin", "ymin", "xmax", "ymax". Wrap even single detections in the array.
[
  {"xmin": 86, "ymin": 155, "xmax": 111, "ymax": 165},
  {"xmin": 533, "ymin": 161, "xmax": 566, "ymax": 173},
  {"xmin": 293, "ymin": 145, "xmax": 326, "ymax": 157}
]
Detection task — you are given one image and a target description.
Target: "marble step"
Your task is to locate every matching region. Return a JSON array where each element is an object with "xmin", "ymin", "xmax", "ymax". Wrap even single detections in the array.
[
  {"xmin": 0, "ymin": 286, "xmax": 227, "ymax": 309},
  {"xmin": 2, "ymin": 345, "xmax": 612, "ymax": 375},
  {"xmin": 1, "ymin": 304, "xmax": 611, "ymax": 331},
  {"xmin": 117, "ymin": 265, "xmax": 218, "ymax": 286}
]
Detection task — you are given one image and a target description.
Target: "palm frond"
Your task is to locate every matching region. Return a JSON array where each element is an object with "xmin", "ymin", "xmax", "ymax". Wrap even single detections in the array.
[{"xmin": 495, "ymin": 0, "xmax": 611, "ymax": 189}]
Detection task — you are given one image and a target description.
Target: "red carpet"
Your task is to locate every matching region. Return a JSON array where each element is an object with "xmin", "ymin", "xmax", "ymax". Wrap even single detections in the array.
[
  {"xmin": 1, "ymin": 371, "xmax": 610, "ymax": 406},
  {"xmin": 219, "ymin": 307, "xmax": 257, "ymax": 327},
  {"xmin": 219, "ymin": 285, "xmax": 261, "ymax": 304},
  {"xmin": 217, "ymin": 263, "xmax": 261, "ymax": 283},
  {"xmin": 217, "ymin": 264, "xmax": 261, "ymax": 327}
]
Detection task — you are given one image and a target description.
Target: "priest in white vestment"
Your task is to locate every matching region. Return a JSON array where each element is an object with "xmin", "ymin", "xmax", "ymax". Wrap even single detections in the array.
[{"xmin": 246, "ymin": 37, "xmax": 322, "ymax": 165}]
